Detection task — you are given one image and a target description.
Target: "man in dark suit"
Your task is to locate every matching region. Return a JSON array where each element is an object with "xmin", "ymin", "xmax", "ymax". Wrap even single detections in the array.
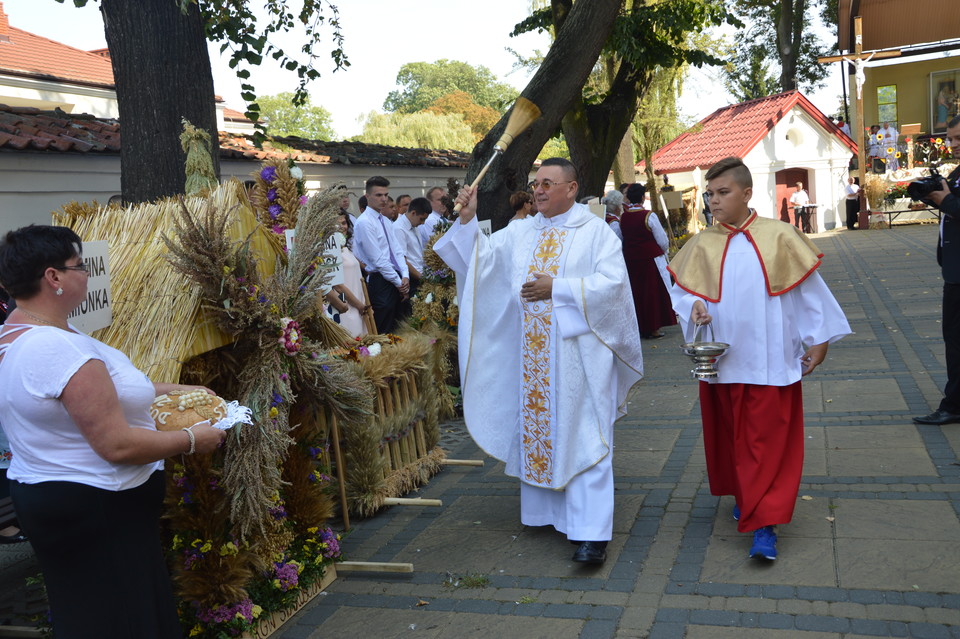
[{"xmin": 914, "ymin": 114, "xmax": 960, "ymax": 425}]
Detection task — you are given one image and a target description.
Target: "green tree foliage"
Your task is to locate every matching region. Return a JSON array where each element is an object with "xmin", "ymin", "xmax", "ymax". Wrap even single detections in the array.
[
  {"xmin": 383, "ymin": 60, "xmax": 518, "ymax": 114},
  {"xmin": 511, "ymin": 0, "xmax": 736, "ymax": 198},
  {"xmin": 539, "ymin": 134, "xmax": 569, "ymax": 160},
  {"xmin": 187, "ymin": 0, "xmax": 347, "ymax": 129},
  {"xmin": 729, "ymin": 0, "xmax": 835, "ymax": 93},
  {"xmin": 723, "ymin": 43, "xmax": 781, "ymax": 102},
  {"xmin": 57, "ymin": 0, "xmax": 350, "ymax": 202},
  {"xmin": 633, "ymin": 64, "xmax": 689, "ymax": 213},
  {"xmin": 259, "ymin": 92, "xmax": 336, "ymax": 140},
  {"xmin": 424, "ymin": 91, "xmax": 501, "ymax": 142},
  {"xmin": 359, "ymin": 111, "xmax": 475, "ymax": 151}
]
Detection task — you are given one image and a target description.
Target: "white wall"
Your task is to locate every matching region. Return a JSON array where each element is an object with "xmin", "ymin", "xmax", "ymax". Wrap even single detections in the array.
[
  {"xmin": 743, "ymin": 107, "xmax": 854, "ymax": 232},
  {"xmin": 0, "ymin": 74, "xmax": 119, "ymax": 118},
  {"xmin": 0, "ymin": 153, "xmax": 121, "ymax": 234},
  {"xmin": 1, "ymin": 154, "xmax": 470, "ymax": 234}
]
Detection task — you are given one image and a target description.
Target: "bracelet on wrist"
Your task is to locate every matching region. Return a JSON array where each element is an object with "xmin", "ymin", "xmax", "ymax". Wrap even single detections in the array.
[{"xmin": 183, "ymin": 426, "xmax": 196, "ymax": 455}]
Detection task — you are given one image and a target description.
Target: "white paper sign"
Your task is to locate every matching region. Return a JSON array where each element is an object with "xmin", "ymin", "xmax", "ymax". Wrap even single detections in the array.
[
  {"xmin": 67, "ymin": 240, "xmax": 111, "ymax": 334},
  {"xmin": 284, "ymin": 229, "xmax": 343, "ymax": 294},
  {"xmin": 478, "ymin": 219, "xmax": 493, "ymax": 236},
  {"xmin": 322, "ymin": 232, "xmax": 345, "ymax": 288}
]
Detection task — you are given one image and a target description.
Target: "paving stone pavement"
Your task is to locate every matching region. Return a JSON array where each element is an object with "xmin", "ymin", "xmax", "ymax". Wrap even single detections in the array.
[{"xmin": 2, "ymin": 224, "xmax": 960, "ymax": 638}]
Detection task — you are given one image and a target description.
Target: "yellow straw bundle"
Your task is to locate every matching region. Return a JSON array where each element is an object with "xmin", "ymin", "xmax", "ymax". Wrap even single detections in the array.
[{"xmin": 53, "ymin": 180, "xmax": 285, "ymax": 382}]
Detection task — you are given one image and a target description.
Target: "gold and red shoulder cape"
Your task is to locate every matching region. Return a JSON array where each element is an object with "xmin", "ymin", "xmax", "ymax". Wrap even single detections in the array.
[{"xmin": 667, "ymin": 213, "xmax": 823, "ymax": 302}]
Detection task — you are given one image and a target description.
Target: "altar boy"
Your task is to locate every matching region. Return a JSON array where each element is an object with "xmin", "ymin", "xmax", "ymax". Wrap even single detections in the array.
[{"xmin": 668, "ymin": 157, "xmax": 850, "ymax": 560}]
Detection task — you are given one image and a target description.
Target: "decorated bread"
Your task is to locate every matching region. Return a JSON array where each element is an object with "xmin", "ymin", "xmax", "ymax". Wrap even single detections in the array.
[{"xmin": 150, "ymin": 390, "xmax": 228, "ymax": 431}]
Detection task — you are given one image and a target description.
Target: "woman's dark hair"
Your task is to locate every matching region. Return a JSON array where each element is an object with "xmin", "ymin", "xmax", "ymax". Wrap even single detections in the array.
[
  {"xmin": 337, "ymin": 212, "xmax": 354, "ymax": 250},
  {"xmin": 0, "ymin": 225, "xmax": 83, "ymax": 299},
  {"xmin": 509, "ymin": 191, "xmax": 533, "ymax": 212}
]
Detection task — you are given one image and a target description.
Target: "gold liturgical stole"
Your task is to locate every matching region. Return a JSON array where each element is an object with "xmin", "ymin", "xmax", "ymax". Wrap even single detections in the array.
[
  {"xmin": 520, "ymin": 226, "xmax": 569, "ymax": 486},
  {"xmin": 668, "ymin": 213, "xmax": 823, "ymax": 302}
]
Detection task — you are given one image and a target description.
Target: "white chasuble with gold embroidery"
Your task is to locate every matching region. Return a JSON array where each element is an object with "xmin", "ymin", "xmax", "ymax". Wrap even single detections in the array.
[{"xmin": 434, "ymin": 204, "xmax": 644, "ymax": 490}]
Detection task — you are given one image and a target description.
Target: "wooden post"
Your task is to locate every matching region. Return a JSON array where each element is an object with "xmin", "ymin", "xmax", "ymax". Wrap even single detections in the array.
[
  {"xmin": 818, "ymin": 16, "xmax": 900, "ymax": 227},
  {"xmin": 329, "ymin": 414, "xmax": 351, "ymax": 531}
]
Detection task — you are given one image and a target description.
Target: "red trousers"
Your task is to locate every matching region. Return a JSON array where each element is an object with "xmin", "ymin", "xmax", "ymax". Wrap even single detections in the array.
[{"xmin": 699, "ymin": 381, "xmax": 804, "ymax": 533}]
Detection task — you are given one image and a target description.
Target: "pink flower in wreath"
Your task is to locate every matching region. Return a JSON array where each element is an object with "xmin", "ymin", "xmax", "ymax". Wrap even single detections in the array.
[{"xmin": 278, "ymin": 317, "xmax": 302, "ymax": 355}]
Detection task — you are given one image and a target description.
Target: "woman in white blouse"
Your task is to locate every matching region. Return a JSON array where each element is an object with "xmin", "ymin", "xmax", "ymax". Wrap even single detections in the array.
[{"xmin": 0, "ymin": 225, "xmax": 225, "ymax": 638}]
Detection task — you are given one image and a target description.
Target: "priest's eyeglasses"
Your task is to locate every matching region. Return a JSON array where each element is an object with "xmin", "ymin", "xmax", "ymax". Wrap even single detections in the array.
[{"xmin": 528, "ymin": 179, "xmax": 573, "ymax": 191}]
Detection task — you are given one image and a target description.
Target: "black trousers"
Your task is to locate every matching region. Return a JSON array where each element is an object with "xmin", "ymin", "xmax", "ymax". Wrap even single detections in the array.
[
  {"xmin": 940, "ymin": 282, "xmax": 960, "ymax": 413},
  {"xmin": 11, "ymin": 471, "xmax": 181, "ymax": 639},
  {"xmin": 845, "ymin": 198, "xmax": 859, "ymax": 230},
  {"xmin": 367, "ymin": 271, "xmax": 402, "ymax": 334}
]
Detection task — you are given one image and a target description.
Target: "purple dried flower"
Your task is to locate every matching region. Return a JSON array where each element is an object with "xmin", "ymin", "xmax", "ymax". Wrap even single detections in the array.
[
  {"xmin": 260, "ymin": 166, "xmax": 277, "ymax": 182},
  {"xmin": 268, "ymin": 203, "xmax": 282, "ymax": 219},
  {"xmin": 273, "ymin": 561, "xmax": 300, "ymax": 591},
  {"xmin": 267, "ymin": 188, "xmax": 278, "ymax": 202},
  {"xmin": 320, "ymin": 528, "xmax": 341, "ymax": 558}
]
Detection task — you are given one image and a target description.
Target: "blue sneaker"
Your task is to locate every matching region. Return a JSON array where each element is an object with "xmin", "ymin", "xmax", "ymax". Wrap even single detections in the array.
[
  {"xmin": 733, "ymin": 504, "xmax": 740, "ymax": 521},
  {"xmin": 749, "ymin": 526, "xmax": 777, "ymax": 560}
]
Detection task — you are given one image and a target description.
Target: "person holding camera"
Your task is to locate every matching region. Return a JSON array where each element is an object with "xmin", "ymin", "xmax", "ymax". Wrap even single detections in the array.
[{"xmin": 914, "ymin": 115, "xmax": 960, "ymax": 425}]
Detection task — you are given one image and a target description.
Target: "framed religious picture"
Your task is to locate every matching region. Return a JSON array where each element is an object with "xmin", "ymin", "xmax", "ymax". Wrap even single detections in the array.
[{"xmin": 930, "ymin": 70, "xmax": 960, "ymax": 134}]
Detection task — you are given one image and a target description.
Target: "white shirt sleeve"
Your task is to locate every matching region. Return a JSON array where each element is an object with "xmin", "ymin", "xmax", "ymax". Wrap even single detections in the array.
[
  {"xmin": 386, "ymin": 223, "xmax": 409, "ymax": 280},
  {"xmin": 609, "ymin": 220, "xmax": 623, "ymax": 241},
  {"xmin": 648, "ymin": 213, "xmax": 669, "ymax": 253},
  {"xmin": 353, "ymin": 210, "xmax": 404, "ymax": 287}
]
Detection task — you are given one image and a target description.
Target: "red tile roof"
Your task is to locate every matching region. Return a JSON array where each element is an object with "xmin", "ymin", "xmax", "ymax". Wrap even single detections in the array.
[
  {"xmin": 0, "ymin": 25, "xmax": 115, "ymax": 89},
  {"xmin": 222, "ymin": 107, "xmax": 250, "ymax": 122},
  {"xmin": 645, "ymin": 91, "xmax": 857, "ymax": 174},
  {"xmin": 0, "ymin": 105, "xmax": 119, "ymax": 152},
  {"xmin": 0, "ymin": 105, "xmax": 470, "ymax": 169}
]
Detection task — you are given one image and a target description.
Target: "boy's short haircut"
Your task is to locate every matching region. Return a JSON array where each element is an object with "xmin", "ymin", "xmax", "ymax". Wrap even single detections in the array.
[
  {"xmin": 365, "ymin": 175, "xmax": 390, "ymax": 193},
  {"xmin": 705, "ymin": 157, "xmax": 753, "ymax": 189},
  {"xmin": 626, "ymin": 183, "xmax": 647, "ymax": 204},
  {"xmin": 407, "ymin": 197, "xmax": 432, "ymax": 216}
]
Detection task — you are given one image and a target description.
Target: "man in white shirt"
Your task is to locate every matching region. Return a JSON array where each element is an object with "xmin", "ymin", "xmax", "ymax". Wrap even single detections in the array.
[
  {"xmin": 418, "ymin": 186, "xmax": 447, "ymax": 245},
  {"xmin": 395, "ymin": 194, "xmax": 412, "ymax": 218},
  {"xmin": 844, "ymin": 177, "xmax": 861, "ymax": 230},
  {"xmin": 394, "ymin": 197, "xmax": 430, "ymax": 283},
  {"xmin": 789, "ymin": 182, "xmax": 810, "ymax": 232},
  {"xmin": 352, "ymin": 176, "xmax": 410, "ymax": 333},
  {"xmin": 881, "ymin": 122, "xmax": 899, "ymax": 171}
]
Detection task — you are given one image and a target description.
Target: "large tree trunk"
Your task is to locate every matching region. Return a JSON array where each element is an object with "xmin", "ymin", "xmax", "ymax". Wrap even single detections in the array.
[
  {"xmin": 565, "ymin": 60, "xmax": 652, "ymax": 199},
  {"xmin": 611, "ymin": 129, "xmax": 635, "ymax": 191},
  {"xmin": 777, "ymin": 0, "xmax": 805, "ymax": 91},
  {"xmin": 464, "ymin": 0, "xmax": 622, "ymax": 231},
  {"xmin": 100, "ymin": 0, "xmax": 220, "ymax": 204}
]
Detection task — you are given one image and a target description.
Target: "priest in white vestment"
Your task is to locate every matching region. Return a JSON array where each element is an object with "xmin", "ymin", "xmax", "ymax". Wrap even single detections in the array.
[{"xmin": 434, "ymin": 158, "xmax": 644, "ymax": 565}]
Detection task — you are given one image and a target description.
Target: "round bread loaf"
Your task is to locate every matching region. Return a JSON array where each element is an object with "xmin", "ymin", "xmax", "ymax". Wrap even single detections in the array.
[{"xmin": 150, "ymin": 390, "xmax": 228, "ymax": 431}]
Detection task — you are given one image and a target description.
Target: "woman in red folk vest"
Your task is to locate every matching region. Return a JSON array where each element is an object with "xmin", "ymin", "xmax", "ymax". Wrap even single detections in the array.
[{"xmin": 620, "ymin": 183, "xmax": 677, "ymax": 339}]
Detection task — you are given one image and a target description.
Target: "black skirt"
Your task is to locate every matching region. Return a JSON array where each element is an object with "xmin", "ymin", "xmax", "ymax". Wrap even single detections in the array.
[{"xmin": 11, "ymin": 471, "xmax": 182, "ymax": 638}]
